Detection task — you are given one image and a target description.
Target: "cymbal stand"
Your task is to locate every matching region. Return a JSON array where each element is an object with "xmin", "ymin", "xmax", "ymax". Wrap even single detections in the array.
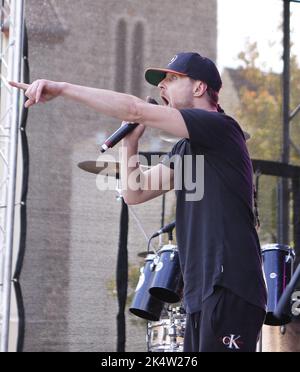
[{"xmin": 159, "ymin": 193, "xmax": 166, "ymax": 248}]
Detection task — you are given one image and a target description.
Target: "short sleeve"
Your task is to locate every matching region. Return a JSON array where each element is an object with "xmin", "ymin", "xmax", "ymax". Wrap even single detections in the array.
[
  {"xmin": 160, "ymin": 139, "xmax": 186, "ymax": 170},
  {"xmin": 180, "ymin": 109, "xmax": 229, "ymax": 150}
]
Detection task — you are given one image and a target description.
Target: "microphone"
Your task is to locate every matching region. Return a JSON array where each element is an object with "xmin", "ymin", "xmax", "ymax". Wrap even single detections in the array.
[
  {"xmin": 100, "ymin": 97, "xmax": 158, "ymax": 153},
  {"xmin": 150, "ymin": 221, "xmax": 176, "ymax": 240}
]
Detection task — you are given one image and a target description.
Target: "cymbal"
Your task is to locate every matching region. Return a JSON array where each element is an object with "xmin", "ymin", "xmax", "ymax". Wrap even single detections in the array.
[
  {"xmin": 78, "ymin": 160, "xmax": 150, "ymax": 177},
  {"xmin": 160, "ymin": 130, "xmax": 251, "ymax": 142},
  {"xmin": 78, "ymin": 160, "xmax": 120, "ymax": 177},
  {"xmin": 159, "ymin": 131, "xmax": 181, "ymax": 144}
]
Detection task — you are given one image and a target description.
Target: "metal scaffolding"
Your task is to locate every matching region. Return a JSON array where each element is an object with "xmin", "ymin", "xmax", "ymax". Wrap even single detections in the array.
[
  {"xmin": 0, "ymin": 0, "xmax": 25, "ymax": 352},
  {"xmin": 278, "ymin": 0, "xmax": 300, "ymax": 245}
]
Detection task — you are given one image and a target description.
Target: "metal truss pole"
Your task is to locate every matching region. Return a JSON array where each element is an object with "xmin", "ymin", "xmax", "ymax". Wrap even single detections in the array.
[
  {"xmin": 278, "ymin": 0, "xmax": 291, "ymax": 245},
  {"xmin": 0, "ymin": 0, "xmax": 24, "ymax": 352}
]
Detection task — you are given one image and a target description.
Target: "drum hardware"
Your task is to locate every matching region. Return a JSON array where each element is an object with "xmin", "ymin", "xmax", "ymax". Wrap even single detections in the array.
[
  {"xmin": 147, "ymin": 305, "xmax": 186, "ymax": 352},
  {"xmin": 78, "ymin": 159, "xmax": 184, "ymax": 349},
  {"xmin": 146, "ymin": 223, "xmax": 182, "ymax": 304},
  {"xmin": 280, "ymin": 326, "xmax": 287, "ymax": 335},
  {"xmin": 170, "ymin": 251, "xmax": 176, "ymax": 261},
  {"xmin": 77, "ymin": 158, "xmax": 156, "ymax": 251},
  {"xmin": 262, "ymin": 244, "xmax": 296, "ymax": 326},
  {"xmin": 138, "ymin": 222, "xmax": 183, "ymax": 305},
  {"xmin": 274, "ymin": 263, "xmax": 300, "ymax": 322},
  {"xmin": 153, "ymin": 255, "xmax": 161, "ymax": 267},
  {"xmin": 257, "ymin": 331, "xmax": 263, "ymax": 353},
  {"xmin": 138, "ymin": 251, "xmax": 155, "ymax": 258}
]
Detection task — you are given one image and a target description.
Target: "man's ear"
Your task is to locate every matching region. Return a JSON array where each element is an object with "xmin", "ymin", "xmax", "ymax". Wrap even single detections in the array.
[{"xmin": 193, "ymin": 81, "xmax": 207, "ymax": 97}]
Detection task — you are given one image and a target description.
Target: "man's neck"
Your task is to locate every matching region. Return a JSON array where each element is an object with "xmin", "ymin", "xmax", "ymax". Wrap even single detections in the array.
[{"xmin": 192, "ymin": 99, "xmax": 217, "ymax": 112}]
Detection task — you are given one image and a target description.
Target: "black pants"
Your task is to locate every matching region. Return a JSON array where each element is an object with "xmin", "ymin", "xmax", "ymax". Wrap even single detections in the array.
[{"xmin": 184, "ymin": 287, "xmax": 266, "ymax": 352}]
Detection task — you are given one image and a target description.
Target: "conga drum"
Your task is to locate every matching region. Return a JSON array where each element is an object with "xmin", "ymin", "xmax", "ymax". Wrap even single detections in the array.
[
  {"xmin": 149, "ymin": 245, "xmax": 183, "ymax": 304},
  {"xmin": 129, "ymin": 254, "xmax": 164, "ymax": 321}
]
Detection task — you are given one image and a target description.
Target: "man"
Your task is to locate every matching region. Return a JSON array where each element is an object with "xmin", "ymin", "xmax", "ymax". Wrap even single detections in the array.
[{"xmin": 10, "ymin": 52, "xmax": 267, "ymax": 352}]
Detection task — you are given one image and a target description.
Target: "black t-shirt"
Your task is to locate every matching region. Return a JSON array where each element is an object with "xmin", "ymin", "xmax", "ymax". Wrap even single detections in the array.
[{"xmin": 163, "ymin": 109, "xmax": 267, "ymax": 314}]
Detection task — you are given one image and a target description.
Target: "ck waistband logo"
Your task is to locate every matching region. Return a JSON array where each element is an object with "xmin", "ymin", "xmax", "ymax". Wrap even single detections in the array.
[{"xmin": 222, "ymin": 335, "xmax": 243, "ymax": 350}]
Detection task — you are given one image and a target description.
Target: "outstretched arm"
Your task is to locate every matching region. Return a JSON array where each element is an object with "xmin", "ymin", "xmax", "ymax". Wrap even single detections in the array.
[
  {"xmin": 9, "ymin": 80, "xmax": 189, "ymax": 139},
  {"xmin": 10, "ymin": 79, "xmax": 178, "ymax": 205}
]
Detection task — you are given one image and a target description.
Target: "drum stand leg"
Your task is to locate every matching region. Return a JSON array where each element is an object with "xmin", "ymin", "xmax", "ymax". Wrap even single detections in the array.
[
  {"xmin": 257, "ymin": 330, "xmax": 263, "ymax": 352},
  {"xmin": 146, "ymin": 321, "xmax": 150, "ymax": 352},
  {"xmin": 280, "ymin": 325, "xmax": 286, "ymax": 335}
]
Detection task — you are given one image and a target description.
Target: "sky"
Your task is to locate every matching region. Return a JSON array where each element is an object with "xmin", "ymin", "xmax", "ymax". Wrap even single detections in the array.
[{"xmin": 218, "ymin": 0, "xmax": 300, "ymax": 73}]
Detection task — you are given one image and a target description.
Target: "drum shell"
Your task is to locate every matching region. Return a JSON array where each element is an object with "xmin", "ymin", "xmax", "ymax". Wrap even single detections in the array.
[
  {"xmin": 129, "ymin": 255, "xmax": 164, "ymax": 321},
  {"xmin": 149, "ymin": 247, "xmax": 183, "ymax": 304},
  {"xmin": 147, "ymin": 308, "xmax": 186, "ymax": 352},
  {"xmin": 262, "ymin": 244, "xmax": 295, "ymax": 326}
]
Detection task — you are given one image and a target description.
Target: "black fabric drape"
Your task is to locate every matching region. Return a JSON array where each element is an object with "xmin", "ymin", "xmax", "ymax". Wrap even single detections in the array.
[
  {"xmin": 116, "ymin": 199, "xmax": 129, "ymax": 352},
  {"xmin": 14, "ymin": 23, "xmax": 29, "ymax": 280},
  {"xmin": 13, "ymin": 23, "xmax": 29, "ymax": 352}
]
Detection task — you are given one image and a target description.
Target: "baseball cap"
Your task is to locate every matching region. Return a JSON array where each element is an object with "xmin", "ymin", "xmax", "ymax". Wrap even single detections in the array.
[{"xmin": 145, "ymin": 52, "xmax": 222, "ymax": 92}]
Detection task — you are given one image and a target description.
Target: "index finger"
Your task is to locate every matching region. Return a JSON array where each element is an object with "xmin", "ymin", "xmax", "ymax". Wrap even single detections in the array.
[{"xmin": 9, "ymin": 81, "xmax": 30, "ymax": 90}]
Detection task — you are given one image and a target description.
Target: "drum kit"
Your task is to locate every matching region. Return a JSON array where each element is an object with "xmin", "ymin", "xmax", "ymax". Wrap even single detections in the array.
[
  {"xmin": 147, "ymin": 306, "xmax": 186, "ymax": 353},
  {"xmin": 78, "ymin": 130, "xmax": 298, "ymax": 353},
  {"xmin": 129, "ymin": 243, "xmax": 185, "ymax": 353},
  {"xmin": 78, "ymin": 132, "xmax": 186, "ymax": 352}
]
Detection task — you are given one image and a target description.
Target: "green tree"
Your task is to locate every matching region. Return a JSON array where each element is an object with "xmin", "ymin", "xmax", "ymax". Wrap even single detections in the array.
[
  {"xmin": 236, "ymin": 42, "xmax": 300, "ymax": 164},
  {"xmin": 232, "ymin": 42, "xmax": 300, "ymax": 245}
]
